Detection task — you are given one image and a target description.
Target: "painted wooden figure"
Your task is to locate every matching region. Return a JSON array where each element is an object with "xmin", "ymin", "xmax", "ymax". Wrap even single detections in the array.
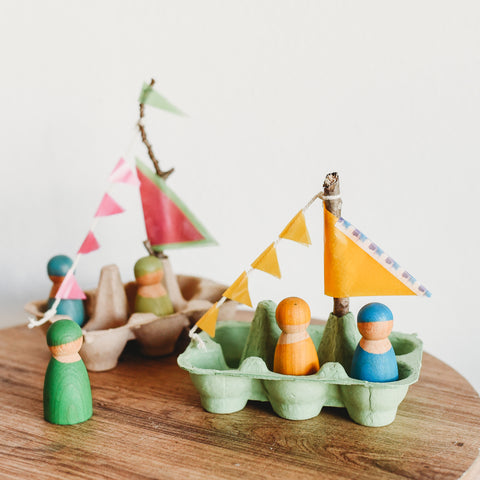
[
  {"xmin": 47, "ymin": 255, "xmax": 85, "ymax": 326},
  {"xmin": 43, "ymin": 319, "xmax": 93, "ymax": 425},
  {"xmin": 273, "ymin": 297, "xmax": 320, "ymax": 376},
  {"xmin": 350, "ymin": 303, "xmax": 399, "ymax": 382},
  {"xmin": 134, "ymin": 255, "xmax": 174, "ymax": 317}
]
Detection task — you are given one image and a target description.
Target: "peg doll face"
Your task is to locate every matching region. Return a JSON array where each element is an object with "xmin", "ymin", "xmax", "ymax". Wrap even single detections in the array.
[
  {"xmin": 46, "ymin": 319, "xmax": 84, "ymax": 362},
  {"xmin": 135, "ymin": 268, "xmax": 164, "ymax": 286},
  {"xmin": 357, "ymin": 321, "xmax": 393, "ymax": 341},
  {"xmin": 357, "ymin": 302, "xmax": 394, "ymax": 341},
  {"xmin": 275, "ymin": 297, "xmax": 311, "ymax": 333},
  {"xmin": 134, "ymin": 255, "xmax": 165, "ymax": 285},
  {"xmin": 49, "ymin": 337, "xmax": 83, "ymax": 360}
]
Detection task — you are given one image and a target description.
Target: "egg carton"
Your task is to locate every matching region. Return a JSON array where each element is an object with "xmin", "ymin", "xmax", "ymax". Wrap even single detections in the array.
[
  {"xmin": 177, "ymin": 300, "xmax": 422, "ymax": 427},
  {"xmin": 25, "ymin": 264, "xmax": 236, "ymax": 372}
]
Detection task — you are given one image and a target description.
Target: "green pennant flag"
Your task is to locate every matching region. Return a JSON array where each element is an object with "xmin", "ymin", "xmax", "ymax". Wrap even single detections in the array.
[{"xmin": 138, "ymin": 83, "xmax": 185, "ymax": 116}]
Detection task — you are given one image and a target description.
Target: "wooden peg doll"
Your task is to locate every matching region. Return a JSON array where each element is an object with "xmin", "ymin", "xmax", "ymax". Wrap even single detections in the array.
[
  {"xmin": 47, "ymin": 255, "xmax": 85, "ymax": 326},
  {"xmin": 350, "ymin": 303, "xmax": 399, "ymax": 382},
  {"xmin": 43, "ymin": 319, "xmax": 92, "ymax": 425},
  {"xmin": 273, "ymin": 297, "xmax": 320, "ymax": 376},
  {"xmin": 134, "ymin": 255, "xmax": 174, "ymax": 317}
]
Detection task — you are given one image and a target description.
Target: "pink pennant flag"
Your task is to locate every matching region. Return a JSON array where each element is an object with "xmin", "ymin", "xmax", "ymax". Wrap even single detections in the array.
[
  {"xmin": 55, "ymin": 272, "xmax": 87, "ymax": 300},
  {"xmin": 78, "ymin": 231, "xmax": 100, "ymax": 254},
  {"xmin": 95, "ymin": 193, "xmax": 125, "ymax": 217},
  {"xmin": 109, "ymin": 158, "xmax": 140, "ymax": 187}
]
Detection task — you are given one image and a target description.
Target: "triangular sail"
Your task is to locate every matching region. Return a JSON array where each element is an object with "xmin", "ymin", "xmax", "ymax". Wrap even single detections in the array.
[
  {"xmin": 136, "ymin": 159, "xmax": 216, "ymax": 251},
  {"xmin": 324, "ymin": 205, "xmax": 431, "ymax": 297}
]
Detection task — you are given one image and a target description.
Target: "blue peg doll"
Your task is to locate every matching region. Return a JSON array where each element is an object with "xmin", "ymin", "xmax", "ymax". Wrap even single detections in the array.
[{"xmin": 351, "ymin": 303, "xmax": 399, "ymax": 382}]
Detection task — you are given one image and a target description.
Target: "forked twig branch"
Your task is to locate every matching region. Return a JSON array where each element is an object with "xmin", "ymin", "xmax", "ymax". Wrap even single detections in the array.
[{"xmin": 138, "ymin": 78, "xmax": 174, "ymax": 180}]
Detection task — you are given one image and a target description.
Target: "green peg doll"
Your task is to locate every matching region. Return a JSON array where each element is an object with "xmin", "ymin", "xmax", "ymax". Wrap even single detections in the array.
[
  {"xmin": 134, "ymin": 256, "xmax": 174, "ymax": 317},
  {"xmin": 43, "ymin": 320, "xmax": 92, "ymax": 425}
]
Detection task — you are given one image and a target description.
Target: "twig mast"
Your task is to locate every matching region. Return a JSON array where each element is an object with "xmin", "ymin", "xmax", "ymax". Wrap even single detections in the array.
[
  {"xmin": 323, "ymin": 172, "xmax": 350, "ymax": 317},
  {"xmin": 138, "ymin": 78, "xmax": 174, "ymax": 180}
]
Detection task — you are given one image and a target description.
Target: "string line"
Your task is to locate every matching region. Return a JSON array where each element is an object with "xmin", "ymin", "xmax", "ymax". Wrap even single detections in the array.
[{"xmin": 28, "ymin": 126, "xmax": 139, "ymax": 329}]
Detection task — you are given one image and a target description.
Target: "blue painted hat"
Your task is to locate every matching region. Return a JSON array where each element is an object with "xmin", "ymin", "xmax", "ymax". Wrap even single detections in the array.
[
  {"xmin": 357, "ymin": 302, "xmax": 393, "ymax": 323},
  {"xmin": 47, "ymin": 255, "xmax": 73, "ymax": 277}
]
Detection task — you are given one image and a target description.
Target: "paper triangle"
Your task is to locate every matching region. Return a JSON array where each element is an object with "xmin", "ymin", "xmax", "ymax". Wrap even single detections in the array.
[
  {"xmin": 78, "ymin": 231, "xmax": 100, "ymax": 254},
  {"xmin": 223, "ymin": 272, "xmax": 252, "ymax": 307},
  {"xmin": 138, "ymin": 83, "xmax": 185, "ymax": 116},
  {"xmin": 55, "ymin": 272, "xmax": 87, "ymax": 300},
  {"xmin": 251, "ymin": 243, "xmax": 281, "ymax": 279},
  {"xmin": 136, "ymin": 159, "xmax": 216, "ymax": 250},
  {"xmin": 95, "ymin": 193, "xmax": 125, "ymax": 217},
  {"xmin": 324, "ymin": 206, "xmax": 417, "ymax": 297},
  {"xmin": 109, "ymin": 158, "xmax": 140, "ymax": 187},
  {"xmin": 195, "ymin": 303, "xmax": 219, "ymax": 338},
  {"xmin": 279, "ymin": 211, "xmax": 311, "ymax": 246}
]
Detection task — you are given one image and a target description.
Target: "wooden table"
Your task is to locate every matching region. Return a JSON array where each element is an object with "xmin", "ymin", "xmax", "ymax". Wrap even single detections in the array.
[{"xmin": 1, "ymin": 323, "xmax": 480, "ymax": 480}]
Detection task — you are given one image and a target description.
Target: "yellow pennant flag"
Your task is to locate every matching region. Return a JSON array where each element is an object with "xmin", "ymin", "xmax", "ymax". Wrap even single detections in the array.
[
  {"xmin": 251, "ymin": 243, "xmax": 281, "ymax": 278},
  {"xmin": 323, "ymin": 205, "xmax": 415, "ymax": 297},
  {"xmin": 223, "ymin": 272, "xmax": 252, "ymax": 307},
  {"xmin": 195, "ymin": 302, "xmax": 219, "ymax": 338},
  {"xmin": 279, "ymin": 211, "xmax": 311, "ymax": 246}
]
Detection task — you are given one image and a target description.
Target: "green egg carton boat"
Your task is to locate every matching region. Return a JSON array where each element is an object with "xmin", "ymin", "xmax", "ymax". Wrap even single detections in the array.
[
  {"xmin": 178, "ymin": 173, "xmax": 429, "ymax": 427},
  {"xmin": 178, "ymin": 301, "xmax": 423, "ymax": 427}
]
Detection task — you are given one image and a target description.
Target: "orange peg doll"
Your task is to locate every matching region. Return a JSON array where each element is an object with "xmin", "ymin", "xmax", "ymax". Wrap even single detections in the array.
[{"xmin": 273, "ymin": 297, "xmax": 320, "ymax": 376}]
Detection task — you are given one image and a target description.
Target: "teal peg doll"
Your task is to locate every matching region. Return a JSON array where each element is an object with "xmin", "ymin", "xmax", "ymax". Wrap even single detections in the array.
[
  {"xmin": 47, "ymin": 255, "xmax": 85, "ymax": 326},
  {"xmin": 43, "ymin": 320, "xmax": 92, "ymax": 425}
]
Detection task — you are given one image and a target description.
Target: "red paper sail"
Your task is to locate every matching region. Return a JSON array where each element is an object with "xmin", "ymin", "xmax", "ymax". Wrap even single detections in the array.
[{"xmin": 136, "ymin": 159, "xmax": 216, "ymax": 251}]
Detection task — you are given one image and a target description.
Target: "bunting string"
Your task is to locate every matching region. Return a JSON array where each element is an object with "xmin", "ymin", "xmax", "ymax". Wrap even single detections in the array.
[
  {"xmin": 191, "ymin": 190, "xmax": 431, "ymax": 340},
  {"xmin": 27, "ymin": 155, "xmax": 140, "ymax": 329},
  {"xmin": 190, "ymin": 192, "xmax": 332, "ymax": 340}
]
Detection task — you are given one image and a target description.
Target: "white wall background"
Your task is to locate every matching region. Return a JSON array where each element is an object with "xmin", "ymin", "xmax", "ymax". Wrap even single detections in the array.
[{"xmin": 1, "ymin": 1, "xmax": 479, "ymax": 393}]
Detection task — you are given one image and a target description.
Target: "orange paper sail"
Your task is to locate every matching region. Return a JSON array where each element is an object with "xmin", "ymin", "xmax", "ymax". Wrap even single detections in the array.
[
  {"xmin": 223, "ymin": 272, "xmax": 252, "ymax": 307},
  {"xmin": 196, "ymin": 303, "xmax": 219, "ymax": 337},
  {"xmin": 279, "ymin": 211, "xmax": 311, "ymax": 246},
  {"xmin": 324, "ymin": 206, "xmax": 430, "ymax": 297},
  {"xmin": 251, "ymin": 243, "xmax": 281, "ymax": 279}
]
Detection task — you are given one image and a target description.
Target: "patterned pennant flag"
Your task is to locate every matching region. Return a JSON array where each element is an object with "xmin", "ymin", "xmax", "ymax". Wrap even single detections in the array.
[
  {"xmin": 55, "ymin": 272, "xmax": 86, "ymax": 300},
  {"xmin": 195, "ymin": 303, "xmax": 219, "ymax": 338},
  {"xmin": 109, "ymin": 158, "xmax": 140, "ymax": 187},
  {"xmin": 223, "ymin": 272, "xmax": 252, "ymax": 307},
  {"xmin": 279, "ymin": 211, "xmax": 311, "ymax": 246},
  {"xmin": 138, "ymin": 83, "xmax": 185, "ymax": 116},
  {"xmin": 78, "ymin": 231, "xmax": 100, "ymax": 254},
  {"xmin": 323, "ymin": 205, "xmax": 431, "ymax": 297},
  {"xmin": 95, "ymin": 194, "xmax": 125, "ymax": 217},
  {"xmin": 251, "ymin": 243, "xmax": 281, "ymax": 279}
]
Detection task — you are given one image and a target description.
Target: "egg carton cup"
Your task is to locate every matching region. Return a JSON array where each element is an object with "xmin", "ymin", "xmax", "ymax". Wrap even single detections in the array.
[{"xmin": 177, "ymin": 300, "xmax": 423, "ymax": 427}]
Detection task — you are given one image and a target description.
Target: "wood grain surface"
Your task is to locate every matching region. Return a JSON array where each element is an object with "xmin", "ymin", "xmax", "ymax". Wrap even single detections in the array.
[{"xmin": 1, "ymin": 323, "xmax": 479, "ymax": 480}]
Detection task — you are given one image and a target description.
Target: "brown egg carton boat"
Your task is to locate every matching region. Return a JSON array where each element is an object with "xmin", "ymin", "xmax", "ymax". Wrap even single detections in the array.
[{"xmin": 25, "ymin": 261, "xmax": 236, "ymax": 372}]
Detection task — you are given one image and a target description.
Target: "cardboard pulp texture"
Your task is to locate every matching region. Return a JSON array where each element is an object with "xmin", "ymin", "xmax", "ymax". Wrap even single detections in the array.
[
  {"xmin": 25, "ymin": 268, "xmax": 235, "ymax": 372},
  {"xmin": 177, "ymin": 300, "xmax": 423, "ymax": 427}
]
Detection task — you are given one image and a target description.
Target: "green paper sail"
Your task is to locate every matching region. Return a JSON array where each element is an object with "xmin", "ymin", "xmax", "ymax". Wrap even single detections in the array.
[
  {"xmin": 136, "ymin": 159, "xmax": 217, "ymax": 251},
  {"xmin": 138, "ymin": 83, "xmax": 185, "ymax": 116}
]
